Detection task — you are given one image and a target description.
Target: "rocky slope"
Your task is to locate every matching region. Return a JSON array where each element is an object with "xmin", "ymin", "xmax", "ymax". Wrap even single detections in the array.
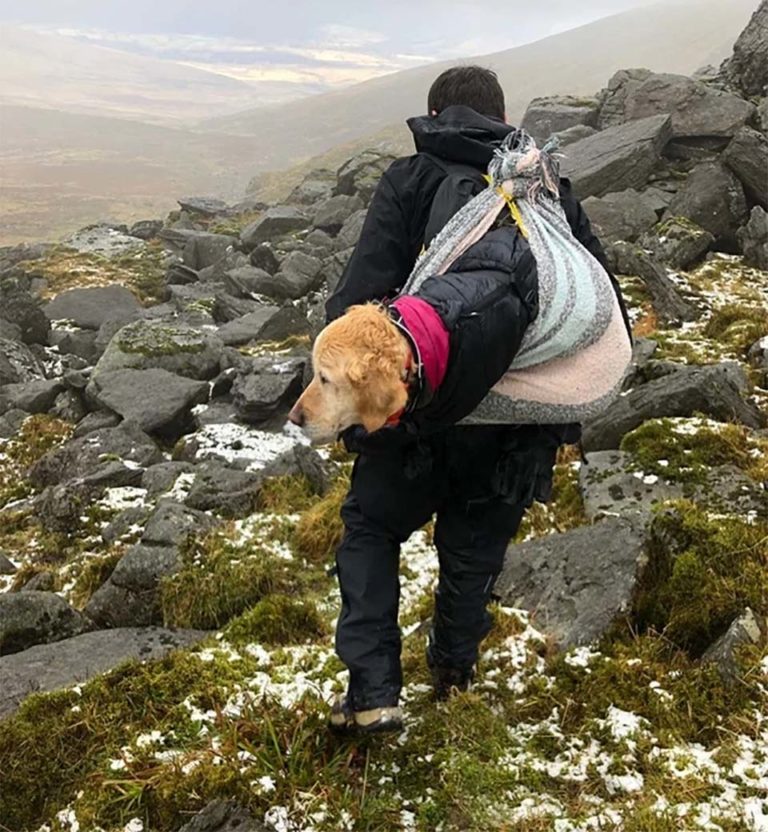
[{"xmin": 0, "ymin": 6, "xmax": 767, "ymax": 832}]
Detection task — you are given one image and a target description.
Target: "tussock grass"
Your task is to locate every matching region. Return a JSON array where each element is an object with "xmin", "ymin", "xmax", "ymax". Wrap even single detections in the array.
[
  {"xmin": 223, "ymin": 595, "xmax": 327, "ymax": 645},
  {"xmin": 292, "ymin": 475, "xmax": 349, "ymax": 563}
]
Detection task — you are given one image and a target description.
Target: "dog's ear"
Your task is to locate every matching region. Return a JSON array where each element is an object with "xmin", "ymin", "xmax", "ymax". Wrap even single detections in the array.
[
  {"xmin": 357, "ymin": 374, "xmax": 408, "ymax": 434},
  {"xmin": 345, "ymin": 353, "xmax": 373, "ymax": 386}
]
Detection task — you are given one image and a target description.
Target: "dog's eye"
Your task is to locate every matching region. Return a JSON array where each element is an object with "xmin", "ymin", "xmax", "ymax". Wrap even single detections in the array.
[{"xmin": 319, "ymin": 373, "xmax": 329, "ymax": 385}]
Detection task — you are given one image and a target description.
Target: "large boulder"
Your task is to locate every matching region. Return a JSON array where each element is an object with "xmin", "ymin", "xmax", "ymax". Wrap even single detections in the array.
[
  {"xmin": 739, "ymin": 206, "xmax": 768, "ymax": 271},
  {"xmin": 287, "ymin": 168, "xmax": 337, "ymax": 206},
  {"xmin": 0, "ymin": 592, "xmax": 88, "ymax": 656},
  {"xmin": 85, "ymin": 544, "xmax": 180, "ymax": 628},
  {"xmin": 0, "ymin": 627, "xmax": 208, "ymax": 720},
  {"xmin": 93, "ymin": 320, "xmax": 225, "ymax": 380},
  {"xmin": 597, "ymin": 69, "xmax": 654, "ymax": 129},
  {"xmin": 664, "ymin": 162, "xmax": 748, "ymax": 251},
  {"xmin": 638, "ymin": 217, "xmax": 714, "ymax": 270},
  {"xmin": 723, "ymin": 0, "xmax": 768, "ymax": 97},
  {"xmin": 244, "ymin": 251, "xmax": 323, "ymax": 300},
  {"xmin": 721, "ymin": 127, "xmax": 768, "ymax": 207},
  {"xmin": 582, "ymin": 363, "xmax": 765, "ymax": 451},
  {"xmin": 560, "ymin": 114, "xmax": 672, "ymax": 199},
  {"xmin": 87, "ymin": 368, "xmax": 209, "ymax": 437},
  {"xmin": 30, "ymin": 420, "xmax": 162, "ymax": 488},
  {"xmin": 177, "ymin": 197, "xmax": 229, "ymax": 216},
  {"xmin": 312, "ymin": 195, "xmax": 364, "ymax": 235},
  {"xmin": 63, "ymin": 225, "xmax": 144, "ymax": 257},
  {"xmin": 181, "ymin": 232, "xmax": 237, "ymax": 271},
  {"xmin": 521, "ymin": 95, "xmax": 599, "ymax": 144},
  {"xmin": 495, "ymin": 518, "xmax": 649, "ymax": 648},
  {"xmin": 610, "ymin": 72, "xmax": 755, "ymax": 139},
  {"xmin": 0, "ymin": 379, "xmax": 65, "ymax": 414},
  {"xmin": 142, "ymin": 501, "xmax": 216, "ymax": 547},
  {"xmin": 217, "ymin": 306, "xmax": 307, "ymax": 347},
  {"xmin": 582, "ymin": 189, "xmax": 659, "ymax": 243},
  {"xmin": 240, "ymin": 207, "xmax": 310, "ymax": 250},
  {"xmin": 0, "ymin": 290, "xmax": 50, "ymax": 345},
  {"xmin": 44, "ymin": 285, "xmax": 142, "ymax": 330}
]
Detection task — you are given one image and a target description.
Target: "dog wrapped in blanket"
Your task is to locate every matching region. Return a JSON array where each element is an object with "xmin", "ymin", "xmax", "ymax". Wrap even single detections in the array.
[{"xmin": 289, "ymin": 129, "xmax": 632, "ymax": 443}]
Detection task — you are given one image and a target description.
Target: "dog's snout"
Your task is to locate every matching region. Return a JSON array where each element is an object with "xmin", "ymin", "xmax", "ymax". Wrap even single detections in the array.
[{"xmin": 288, "ymin": 402, "xmax": 306, "ymax": 428}]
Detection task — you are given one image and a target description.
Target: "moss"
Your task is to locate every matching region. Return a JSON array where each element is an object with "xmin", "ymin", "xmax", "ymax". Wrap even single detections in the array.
[
  {"xmin": 634, "ymin": 501, "xmax": 768, "ymax": 654},
  {"xmin": 69, "ymin": 550, "xmax": 124, "ymax": 609},
  {"xmin": 223, "ymin": 595, "xmax": 327, "ymax": 645},
  {"xmin": 292, "ymin": 475, "xmax": 349, "ymax": 562},
  {"xmin": 116, "ymin": 320, "xmax": 208, "ymax": 357},
  {"xmin": 701, "ymin": 303, "xmax": 768, "ymax": 355},
  {"xmin": 209, "ymin": 209, "xmax": 263, "ymax": 236},
  {"xmin": 256, "ymin": 474, "xmax": 320, "ymax": 514},
  {"xmin": 23, "ymin": 242, "xmax": 168, "ymax": 305},
  {"xmin": 160, "ymin": 528, "xmax": 291, "ymax": 629},
  {"xmin": 515, "ymin": 461, "xmax": 587, "ymax": 541},
  {"xmin": 0, "ymin": 415, "xmax": 73, "ymax": 507},
  {"xmin": 620, "ymin": 418, "xmax": 768, "ymax": 486}
]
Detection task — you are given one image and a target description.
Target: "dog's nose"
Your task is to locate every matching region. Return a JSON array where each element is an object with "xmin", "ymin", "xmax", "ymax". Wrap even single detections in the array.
[{"xmin": 288, "ymin": 403, "xmax": 305, "ymax": 428}]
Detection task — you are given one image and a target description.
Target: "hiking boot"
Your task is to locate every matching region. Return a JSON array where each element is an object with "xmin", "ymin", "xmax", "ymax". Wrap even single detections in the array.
[
  {"xmin": 328, "ymin": 695, "xmax": 403, "ymax": 735},
  {"xmin": 428, "ymin": 660, "xmax": 475, "ymax": 702}
]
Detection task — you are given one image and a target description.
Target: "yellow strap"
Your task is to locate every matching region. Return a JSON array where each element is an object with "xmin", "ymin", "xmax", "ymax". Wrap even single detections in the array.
[{"xmin": 497, "ymin": 186, "xmax": 529, "ymax": 239}]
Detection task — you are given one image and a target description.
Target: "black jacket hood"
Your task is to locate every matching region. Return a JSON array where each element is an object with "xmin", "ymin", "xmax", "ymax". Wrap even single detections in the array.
[{"xmin": 407, "ymin": 105, "xmax": 513, "ymax": 170}]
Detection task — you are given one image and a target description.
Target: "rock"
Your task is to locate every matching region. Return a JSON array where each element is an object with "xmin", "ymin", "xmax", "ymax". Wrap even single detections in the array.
[
  {"xmin": 0, "ymin": 627, "xmax": 208, "ymax": 720},
  {"xmin": 616, "ymin": 73, "xmax": 755, "ymax": 139},
  {"xmin": 0, "ymin": 553, "xmax": 16, "ymax": 574},
  {"xmin": 0, "ymin": 338, "xmax": 45, "ymax": 385},
  {"xmin": 165, "ymin": 262, "xmax": 199, "ymax": 287},
  {"xmin": 738, "ymin": 206, "xmax": 768, "ymax": 270},
  {"xmin": 176, "ymin": 800, "xmax": 268, "ymax": 832},
  {"xmin": 0, "ymin": 379, "xmax": 64, "ymax": 414},
  {"xmin": 63, "ymin": 224, "xmax": 144, "ymax": 257},
  {"xmin": 142, "ymin": 462, "xmax": 196, "ymax": 497},
  {"xmin": 312, "ymin": 195, "xmax": 365, "ymax": 235},
  {"xmin": 580, "ymin": 450, "xmax": 685, "ymax": 521},
  {"xmin": 288, "ymin": 168, "xmax": 337, "ymax": 206},
  {"xmin": 44, "ymin": 285, "xmax": 142, "ymax": 330},
  {"xmin": 240, "ymin": 207, "xmax": 310, "ymax": 250},
  {"xmin": 88, "ymin": 369, "xmax": 209, "ymax": 437},
  {"xmin": 178, "ymin": 197, "xmax": 229, "ymax": 216},
  {"xmin": 758, "ymin": 98, "xmax": 768, "ymax": 136},
  {"xmin": 748, "ymin": 334, "xmax": 768, "ymax": 376},
  {"xmin": 224, "ymin": 266, "xmax": 274, "ymax": 297},
  {"xmin": 0, "ymin": 291, "xmax": 50, "ymax": 345},
  {"xmin": 232, "ymin": 360, "xmax": 305, "ymax": 424},
  {"xmin": 51, "ymin": 389, "xmax": 87, "ymax": 423},
  {"xmin": 521, "ymin": 95, "xmax": 599, "ymax": 144},
  {"xmin": 21, "ymin": 571, "xmax": 56, "ymax": 592},
  {"xmin": 606, "ymin": 242, "xmax": 698, "ymax": 324},
  {"xmin": 269, "ymin": 251, "xmax": 323, "ymax": 300},
  {"xmin": 494, "ymin": 518, "xmax": 649, "ymax": 648},
  {"xmin": 721, "ymin": 127, "xmax": 768, "ymax": 207},
  {"xmin": 334, "ymin": 151, "xmax": 396, "ymax": 203},
  {"xmin": 582, "ymin": 189, "xmax": 659, "ymax": 243},
  {"xmin": 213, "ymin": 294, "xmax": 262, "ymax": 323},
  {"xmin": 0, "ymin": 408, "xmax": 27, "ymax": 438},
  {"xmin": 85, "ymin": 544, "xmax": 180, "ymax": 627},
  {"xmin": 701, "ymin": 608, "xmax": 763, "ymax": 681},
  {"xmin": 560, "ymin": 114, "xmax": 672, "ymax": 199},
  {"xmin": 50, "ymin": 326, "xmax": 100, "ymax": 363},
  {"xmin": 182, "ymin": 232, "xmax": 237, "ymax": 271},
  {"xmin": 71, "ymin": 409, "xmax": 121, "ymax": 438},
  {"xmin": 334, "ymin": 209, "xmax": 368, "ymax": 251},
  {"xmin": 0, "ymin": 319, "xmax": 21, "ymax": 341},
  {"xmin": 142, "ymin": 502, "xmax": 216, "ymax": 547},
  {"xmin": 638, "ymin": 217, "xmax": 715, "ymax": 270},
  {"xmin": 129, "ymin": 219, "xmax": 163, "ymax": 240},
  {"xmin": 184, "ymin": 462, "xmax": 265, "ymax": 516},
  {"xmin": 694, "ymin": 465, "xmax": 768, "ymax": 520},
  {"xmin": 94, "ymin": 320, "xmax": 225, "ymax": 381},
  {"xmin": 664, "ymin": 162, "xmax": 748, "ymax": 251},
  {"xmin": 723, "ymin": 1, "xmax": 768, "ymax": 97},
  {"xmin": 583, "ymin": 363, "xmax": 766, "ymax": 451},
  {"xmin": 598, "ymin": 68, "xmax": 654, "ymax": 129},
  {"xmin": 0, "ymin": 592, "xmax": 89, "ymax": 656},
  {"xmin": 218, "ymin": 306, "xmax": 306, "ymax": 347},
  {"xmin": 554, "ymin": 124, "xmax": 598, "ymax": 147},
  {"xmin": 30, "ymin": 420, "xmax": 162, "ymax": 488},
  {"xmin": 249, "ymin": 245, "xmax": 281, "ymax": 274},
  {"xmin": 102, "ymin": 505, "xmax": 153, "ymax": 545},
  {"xmin": 36, "ymin": 481, "xmax": 100, "ymax": 533}
]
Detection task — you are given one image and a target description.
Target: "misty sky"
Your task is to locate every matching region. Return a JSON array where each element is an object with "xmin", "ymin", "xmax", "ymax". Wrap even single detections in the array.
[{"xmin": 1, "ymin": 0, "xmax": 663, "ymax": 88}]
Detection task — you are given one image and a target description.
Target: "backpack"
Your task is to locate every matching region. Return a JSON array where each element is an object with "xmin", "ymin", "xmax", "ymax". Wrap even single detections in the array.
[{"xmin": 420, "ymin": 153, "xmax": 487, "ymax": 248}]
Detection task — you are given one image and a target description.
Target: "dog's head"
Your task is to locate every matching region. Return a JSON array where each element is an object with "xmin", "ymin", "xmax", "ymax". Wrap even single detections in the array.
[{"xmin": 289, "ymin": 304, "xmax": 409, "ymax": 444}]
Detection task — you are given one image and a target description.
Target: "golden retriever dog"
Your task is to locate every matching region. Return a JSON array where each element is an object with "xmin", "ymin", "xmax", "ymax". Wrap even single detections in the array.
[{"xmin": 288, "ymin": 304, "xmax": 412, "ymax": 444}]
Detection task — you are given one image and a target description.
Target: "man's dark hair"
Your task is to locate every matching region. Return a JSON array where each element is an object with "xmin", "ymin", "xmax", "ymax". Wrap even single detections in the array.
[{"xmin": 427, "ymin": 65, "xmax": 506, "ymax": 120}]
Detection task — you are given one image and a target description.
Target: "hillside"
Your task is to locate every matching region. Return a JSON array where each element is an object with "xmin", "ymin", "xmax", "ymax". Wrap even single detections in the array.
[
  {"xmin": 0, "ymin": 0, "xmax": 758, "ymax": 246},
  {"xmin": 0, "ymin": 25, "xmax": 271, "ymax": 125}
]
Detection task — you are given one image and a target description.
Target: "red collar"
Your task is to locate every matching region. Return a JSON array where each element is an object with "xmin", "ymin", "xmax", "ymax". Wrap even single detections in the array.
[{"xmin": 385, "ymin": 350, "xmax": 413, "ymax": 426}]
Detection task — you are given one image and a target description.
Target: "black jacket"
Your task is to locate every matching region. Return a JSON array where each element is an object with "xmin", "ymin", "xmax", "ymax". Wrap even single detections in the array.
[{"xmin": 325, "ymin": 105, "xmax": 630, "ymax": 441}]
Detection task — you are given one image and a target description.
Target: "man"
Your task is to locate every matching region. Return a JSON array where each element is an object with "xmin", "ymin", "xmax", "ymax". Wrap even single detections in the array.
[{"xmin": 325, "ymin": 66, "xmax": 629, "ymax": 734}]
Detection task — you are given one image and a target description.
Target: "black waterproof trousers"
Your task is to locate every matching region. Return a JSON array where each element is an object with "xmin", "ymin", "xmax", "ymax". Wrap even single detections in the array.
[{"xmin": 334, "ymin": 424, "xmax": 558, "ymax": 711}]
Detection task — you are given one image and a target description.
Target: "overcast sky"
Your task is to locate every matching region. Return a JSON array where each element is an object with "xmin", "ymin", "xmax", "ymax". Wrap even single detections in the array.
[{"xmin": 1, "ymin": 0, "xmax": 664, "ymax": 88}]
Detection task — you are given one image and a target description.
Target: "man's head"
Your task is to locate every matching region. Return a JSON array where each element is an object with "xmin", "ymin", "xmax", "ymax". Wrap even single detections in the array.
[{"xmin": 427, "ymin": 65, "xmax": 506, "ymax": 121}]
